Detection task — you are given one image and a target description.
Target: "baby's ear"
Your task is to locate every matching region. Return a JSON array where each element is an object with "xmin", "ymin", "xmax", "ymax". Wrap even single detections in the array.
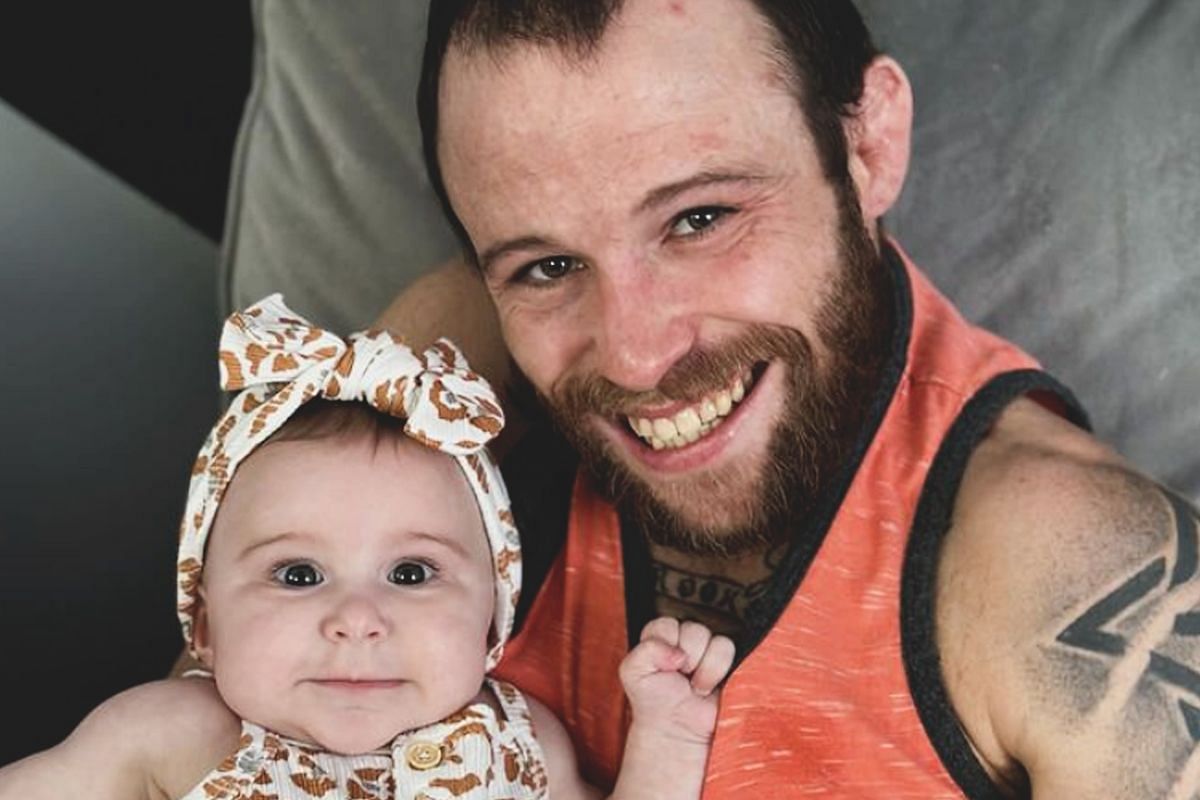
[{"xmin": 191, "ymin": 587, "xmax": 215, "ymax": 667}]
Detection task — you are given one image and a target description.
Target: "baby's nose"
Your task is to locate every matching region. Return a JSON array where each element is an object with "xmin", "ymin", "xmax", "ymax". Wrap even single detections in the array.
[{"xmin": 320, "ymin": 594, "xmax": 390, "ymax": 641}]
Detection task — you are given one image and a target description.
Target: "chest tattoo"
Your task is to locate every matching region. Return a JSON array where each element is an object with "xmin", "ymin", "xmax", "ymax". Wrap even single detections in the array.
[{"xmin": 652, "ymin": 562, "xmax": 770, "ymax": 625}]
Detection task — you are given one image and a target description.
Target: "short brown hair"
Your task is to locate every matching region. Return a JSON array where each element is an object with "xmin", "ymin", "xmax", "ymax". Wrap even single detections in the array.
[{"xmin": 265, "ymin": 399, "xmax": 409, "ymax": 449}]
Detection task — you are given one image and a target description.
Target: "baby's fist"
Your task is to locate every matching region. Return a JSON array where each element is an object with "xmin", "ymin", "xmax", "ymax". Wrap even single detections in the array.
[{"xmin": 619, "ymin": 617, "xmax": 736, "ymax": 743}]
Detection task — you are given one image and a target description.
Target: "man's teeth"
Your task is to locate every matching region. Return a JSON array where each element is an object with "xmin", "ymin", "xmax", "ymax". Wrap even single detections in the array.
[{"xmin": 627, "ymin": 374, "xmax": 752, "ymax": 451}]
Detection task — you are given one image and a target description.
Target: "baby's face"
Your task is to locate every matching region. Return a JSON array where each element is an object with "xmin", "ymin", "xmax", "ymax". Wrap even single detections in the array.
[{"xmin": 195, "ymin": 434, "xmax": 495, "ymax": 754}]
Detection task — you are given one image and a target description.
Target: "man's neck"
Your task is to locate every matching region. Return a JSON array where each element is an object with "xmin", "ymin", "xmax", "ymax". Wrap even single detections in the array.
[{"xmin": 648, "ymin": 541, "xmax": 788, "ymax": 640}]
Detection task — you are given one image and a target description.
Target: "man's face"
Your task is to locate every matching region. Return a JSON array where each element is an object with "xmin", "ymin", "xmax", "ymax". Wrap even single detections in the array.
[
  {"xmin": 439, "ymin": 0, "xmax": 890, "ymax": 553},
  {"xmin": 196, "ymin": 436, "xmax": 495, "ymax": 754}
]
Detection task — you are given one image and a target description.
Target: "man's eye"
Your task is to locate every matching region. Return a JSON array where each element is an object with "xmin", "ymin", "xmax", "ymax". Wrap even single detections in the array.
[
  {"xmin": 523, "ymin": 255, "xmax": 581, "ymax": 284},
  {"xmin": 389, "ymin": 562, "xmax": 433, "ymax": 586},
  {"xmin": 273, "ymin": 562, "xmax": 323, "ymax": 587},
  {"xmin": 670, "ymin": 206, "xmax": 730, "ymax": 237}
]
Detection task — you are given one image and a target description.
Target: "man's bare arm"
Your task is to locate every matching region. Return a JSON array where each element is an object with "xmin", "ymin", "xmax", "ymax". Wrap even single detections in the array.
[
  {"xmin": 939, "ymin": 400, "xmax": 1200, "ymax": 798},
  {"xmin": 1026, "ymin": 483, "xmax": 1200, "ymax": 798}
]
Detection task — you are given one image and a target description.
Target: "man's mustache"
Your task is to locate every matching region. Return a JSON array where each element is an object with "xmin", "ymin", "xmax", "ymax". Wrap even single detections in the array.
[{"xmin": 548, "ymin": 324, "xmax": 813, "ymax": 419}]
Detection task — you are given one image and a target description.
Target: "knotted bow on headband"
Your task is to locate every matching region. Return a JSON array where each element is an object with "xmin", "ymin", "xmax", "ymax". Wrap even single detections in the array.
[
  {"xmin": 177, "ymin": 295, "xmax": 520, "ymax": 669},
  {"xmin": 217, "ymin": 297, "xmax": 504, "ymax": 455}
]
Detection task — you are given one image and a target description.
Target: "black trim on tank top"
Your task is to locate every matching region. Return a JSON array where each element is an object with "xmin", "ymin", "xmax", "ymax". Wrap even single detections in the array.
[
  {"xmin": 900, "ymin": 370, "xmax": 1089, "ymax": 800},
  {"xmin": 620, "ymin": 243, "xmax": 916, "ymax": 657}
]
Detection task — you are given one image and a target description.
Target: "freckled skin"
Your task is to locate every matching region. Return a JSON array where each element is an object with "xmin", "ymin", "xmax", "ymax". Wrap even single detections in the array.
[
  {"xmin": 429, "ymin": 0, "xmax": 1200, "ymax": 795},
  {"xmin": 439, "ymin": 0, "xmax": 858, "ymax": 538}
]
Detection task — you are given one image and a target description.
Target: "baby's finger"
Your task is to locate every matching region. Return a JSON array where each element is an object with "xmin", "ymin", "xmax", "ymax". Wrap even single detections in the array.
[
  {"xmin": 639, "ymin": 616, "xmax": 681, "ymax": 647},
  {"xmin": 676, "ymin": 620, "xmax": 713, "ymax": 673},
  {"xmin": 620, "ymin": 639, "xmax": 686, "ymax": 686},
  {"xmin": 689, "ymin": 635, "xmax": 736, "ymax": 696}
]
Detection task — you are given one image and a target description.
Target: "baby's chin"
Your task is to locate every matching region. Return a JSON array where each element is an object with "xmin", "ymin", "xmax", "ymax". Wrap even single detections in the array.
[
  {"xmin": 255, "ymin": 698, "xmax": 487, "ymax": 755},
  {"xmin": 220, "ymin": 674, "xmax": 494, "ymax": 754},
  {"xmin": 218, "ymin": 699, "xmax": 406, "ymax": 754},
  {"xmin": 268, "ymin": 711, "xmax": 419, "ymax": 755},
  {"xmin": 300, "ymin": 689, "xmax": 499, "ymax": 754},
  {"xmin": 305, "ymin": 724, "xmax": 398, "ymax": 756}
]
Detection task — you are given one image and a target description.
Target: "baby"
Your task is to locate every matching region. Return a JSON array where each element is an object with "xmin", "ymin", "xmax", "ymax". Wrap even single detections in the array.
[{"xmin": 0, "ymin": 296, "xmax": 734, "ymax": 800}]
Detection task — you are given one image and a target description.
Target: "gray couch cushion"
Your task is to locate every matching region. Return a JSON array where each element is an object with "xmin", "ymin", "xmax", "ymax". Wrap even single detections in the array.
[
  {"xmin": 220, "ymin": 0, "xmax": 459, "ymax": 332},
  {"xmin": 857, "ymin": 1, "xmax": 1200, "ymax": 496},
  {"xmin": 221, "ymin": 1, "xmax": 1199, "ymax": 498}
]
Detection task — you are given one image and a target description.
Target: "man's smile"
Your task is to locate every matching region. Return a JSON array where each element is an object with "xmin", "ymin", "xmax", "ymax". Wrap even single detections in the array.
[
  {"xmin": 625, "ymin": 365, "xmax": 761, "ymax": 451},
  {"xmin": 598, "ymin": 360, "xmax": 782, "ymax": 478}
]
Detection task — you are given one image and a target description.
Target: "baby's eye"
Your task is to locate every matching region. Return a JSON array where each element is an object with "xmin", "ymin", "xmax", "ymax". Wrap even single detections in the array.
[
  {"xmin": 670, "ymin": 206, "xmax": 731, "ymax": 237},
  {"xmin": 273, "ymin": 562, "xmax": 324, "ymax": 588},
  {"xmin": 389, "ymin": 561, "xmax": 433, "ymax": 586}
]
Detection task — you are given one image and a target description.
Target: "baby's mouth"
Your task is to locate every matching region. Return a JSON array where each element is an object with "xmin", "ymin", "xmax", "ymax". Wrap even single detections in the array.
[
  {"xmin": 624, "ymin": 365, "xmax": 762, "ymax": 451},
  {"xmin": 312, "ymin": 678, "xmax": 405, "ymax": 690}
]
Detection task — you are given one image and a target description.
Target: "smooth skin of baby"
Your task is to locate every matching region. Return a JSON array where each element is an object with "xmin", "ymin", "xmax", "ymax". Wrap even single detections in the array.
[{"xmin": 0, "ymin": 432, "xmax": 734, "ymax": 800}]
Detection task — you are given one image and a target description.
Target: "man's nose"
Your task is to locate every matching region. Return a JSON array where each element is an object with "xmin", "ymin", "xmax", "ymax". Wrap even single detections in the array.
[
  {"xmin": 593, "ymin": 267, "xmax": 695, "ymax": 392},
  {"xmin": 320, "ymin": 592, "xmax": 391, "ymax": 642}
]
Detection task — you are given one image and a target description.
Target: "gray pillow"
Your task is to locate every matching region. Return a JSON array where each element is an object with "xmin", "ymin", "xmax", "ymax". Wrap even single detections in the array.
[
  {"xmin": 857, "ymin": 1, "xmax": 1200, "ymax": 497},
  {"xmin": 221, "ymin": 1, "xmax": 1199, "ymax": 498},
  {"xmin": 221, "ymin": 0, "xmax": 458, "ymax": 331}
]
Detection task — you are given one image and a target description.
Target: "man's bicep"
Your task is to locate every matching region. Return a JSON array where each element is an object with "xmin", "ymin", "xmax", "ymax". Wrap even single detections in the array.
[{"xmin": 1020, "ymin": 484, "xmax": 1200, "ymax": 798}]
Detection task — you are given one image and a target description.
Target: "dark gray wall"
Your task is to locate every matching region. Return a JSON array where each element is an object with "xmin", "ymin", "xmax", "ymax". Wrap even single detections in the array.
[
  {"xmin": 0, "ymin": 6, "xmax": 252, "ymax": 240},
  {"xmin": 0, "ymin": 101, "xmax": 220, "ymax": 764}
]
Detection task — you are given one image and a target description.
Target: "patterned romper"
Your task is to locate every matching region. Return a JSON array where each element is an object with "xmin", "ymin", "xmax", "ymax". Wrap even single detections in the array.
[{"xmin": 180, "ymin": 679, "xmax": 548, "ymax": 800}]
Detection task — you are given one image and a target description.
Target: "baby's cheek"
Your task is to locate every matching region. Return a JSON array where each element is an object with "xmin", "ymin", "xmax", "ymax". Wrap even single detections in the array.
[
  {"xmin": 212, "ymin": 656, "xmax": 265, "ymax": 721},
  {"xmin": 417, "ymin": 610, "xmax": 489, "ymax": 678},
  {"xmin": 209, "ymin": 611, "xmax": 297, "ymax": 702},
  {"xmin": 425, "ymin": 652, "xmax": 489, "ymax": 721}
]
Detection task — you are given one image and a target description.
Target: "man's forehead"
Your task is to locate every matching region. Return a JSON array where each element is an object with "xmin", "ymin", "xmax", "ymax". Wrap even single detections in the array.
[
  {"xmin": 438, "ymin": 0, "xmax": 793, "ymax": 180},
  {"xmin": 441, "ymin": 0, "xmax": 779, "ymax": 103}
]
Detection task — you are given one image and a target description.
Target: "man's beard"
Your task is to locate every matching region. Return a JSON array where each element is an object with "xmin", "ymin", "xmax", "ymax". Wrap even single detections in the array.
[{"xmin": 540, "ymin": 181, "xmax": 893, "ymax": 557}]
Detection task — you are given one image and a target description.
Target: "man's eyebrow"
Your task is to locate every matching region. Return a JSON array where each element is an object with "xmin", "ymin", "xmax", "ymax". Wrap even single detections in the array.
[
  {"xmin": 636, "ymin": 170, "xmax": 770, "ymax": 215},
  {"xmin": 478, "ymin": 235, "xmax": 560, "ymax": 277}
]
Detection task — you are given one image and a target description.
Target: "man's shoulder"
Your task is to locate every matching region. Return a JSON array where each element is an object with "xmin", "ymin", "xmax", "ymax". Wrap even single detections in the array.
[
  {"xmin": 948, "ymin": 396, "xmax": 1157, "ymax": 568},
  {"xmin": 938, "ymin": 397, "xmax": 1200, "ymax": 795},
  {"xmin": 944, "ymin": 397, "xmax": 1173, "ymax": 615}
]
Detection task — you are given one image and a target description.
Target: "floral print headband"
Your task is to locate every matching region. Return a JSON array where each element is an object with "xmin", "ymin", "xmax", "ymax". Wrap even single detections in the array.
[{"xmin": 177, "ymin": 294, "xmax": 519, "ymax": 669}]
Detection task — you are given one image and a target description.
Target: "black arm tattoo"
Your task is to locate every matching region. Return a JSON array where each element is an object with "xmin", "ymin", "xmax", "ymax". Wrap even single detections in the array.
[
  {"xmin": 1056, "ymin": 491, "xmax": 1200, "ymax": 720},
  {"xmin": 1051, "ymin": 487, "xmax": 1200, "ymax": 798}
]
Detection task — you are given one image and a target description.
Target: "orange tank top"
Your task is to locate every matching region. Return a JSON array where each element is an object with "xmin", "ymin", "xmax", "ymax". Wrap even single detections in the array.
[{"xmin": 492, "ymin": 244, "xmax": 1085, "ymax": 798}]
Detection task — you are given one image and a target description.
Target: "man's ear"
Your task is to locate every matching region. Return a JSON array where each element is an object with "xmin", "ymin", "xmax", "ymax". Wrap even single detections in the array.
[
  {"xmin": 191, "ymin": 587, "xmax": 215, "ymax": 667},
  {"xmin": 845, "ymin": 55, "xmax": 913, "ymax": 223}
]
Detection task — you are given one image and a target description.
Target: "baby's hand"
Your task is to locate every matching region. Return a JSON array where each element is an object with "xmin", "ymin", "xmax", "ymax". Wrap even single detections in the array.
[{"xmin": 618, "ymin": 617, "xmax": 736, "ymax": 745}]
